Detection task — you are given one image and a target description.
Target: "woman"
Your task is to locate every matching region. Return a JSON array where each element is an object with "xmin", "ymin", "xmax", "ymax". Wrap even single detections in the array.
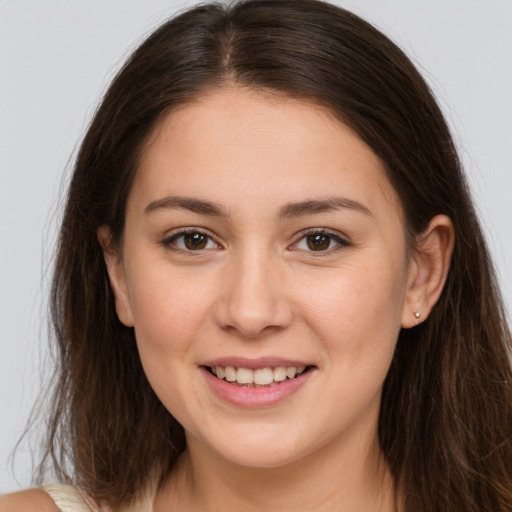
[{"xmin": 2, "ymin": 0, "xmax": 511, "ymax": 510}]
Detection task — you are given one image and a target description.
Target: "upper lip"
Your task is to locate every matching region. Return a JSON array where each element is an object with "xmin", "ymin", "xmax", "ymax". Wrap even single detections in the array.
[{"xmin": 202, "ymin": 357, "xmax": 313, "ymax": 370}]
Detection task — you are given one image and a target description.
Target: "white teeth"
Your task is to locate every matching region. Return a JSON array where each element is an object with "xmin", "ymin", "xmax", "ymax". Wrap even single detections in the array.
[
  {"xmin": 224, "ymin": 366, "xmax": 237, "ymax": 382},
  {"xmin": 236, "ymin": 367, "xmax": 254, "ymax": 384},
  {"xmin": 210, "ymin": 364, "xmax": 308, "ymax": 386},
  {"xmin": 286, "ymin": 367, "xmax": 297, "ymax": 379},
  {"xmin": 273, "ymin": 366, "xmax": 287, "ymax": 382},
  {"xmin": 253, "ymin": 367, "xmax": 274, "ymax": 385}
]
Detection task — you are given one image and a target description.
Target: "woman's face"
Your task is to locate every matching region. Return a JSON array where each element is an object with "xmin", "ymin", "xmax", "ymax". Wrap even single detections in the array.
[{"xmin": 104, "ymin": 88, "xmax": 418, "ymax": 468}]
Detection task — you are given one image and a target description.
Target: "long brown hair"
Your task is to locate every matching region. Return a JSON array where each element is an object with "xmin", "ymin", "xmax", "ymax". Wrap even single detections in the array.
[{"xmin": 40, "ymin": 0, "xmax": 512, "ymax": 509}]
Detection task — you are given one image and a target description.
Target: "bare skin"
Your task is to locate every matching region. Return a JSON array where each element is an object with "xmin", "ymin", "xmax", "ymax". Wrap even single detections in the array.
[
  {"xmin": 3, "ymin": 88, "xmax": 453, "ymax": 512},
  {"xmin": 101, "ymin": 88, "xmax": 452, "ymax": 512},
  {"xmin": 0, "ymin": 489, "xmax": 59, "ymax": 512},
  {"xmin": 153, "ymin": 435, "xmax": 398, "ymax": 512}
]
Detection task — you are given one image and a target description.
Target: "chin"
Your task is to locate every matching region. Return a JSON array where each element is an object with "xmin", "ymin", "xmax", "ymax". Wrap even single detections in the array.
[
  {"xmin": 218, "ymin": 445, "xmax": 304, "ymax": 469},
  {"xmin": 194, "ymin": 425, "xmax": 314, "ymax": 469}
]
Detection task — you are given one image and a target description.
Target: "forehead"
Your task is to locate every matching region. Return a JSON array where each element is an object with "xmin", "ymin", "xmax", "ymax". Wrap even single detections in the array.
[{"xmin": 132, "ymin": 87, "xmax": 403, "ymax": 221}]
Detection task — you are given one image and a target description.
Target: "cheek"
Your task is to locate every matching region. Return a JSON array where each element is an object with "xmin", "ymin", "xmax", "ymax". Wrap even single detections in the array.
[
  {"xmin": 297, "ymin": 256, "xmax": 408, "ymax": 358},
  {"xmin": 297, "ymin": 261, "xmax": 407, "ymax": 421},
  {"xmin": 126, "ymin": 263, "xmax": 215, "ymax": 354},
  {"xmin": 124, "ymin": 269, "xmax": 213, "ymax": 420}
]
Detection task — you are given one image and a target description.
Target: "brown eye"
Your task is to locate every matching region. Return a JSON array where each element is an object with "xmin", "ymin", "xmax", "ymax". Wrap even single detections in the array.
[
  {"xmin": 164, "ymin": 230, "xmax": 219, "ymax": 251},
  {"xmin": 184, "ymin": 232, "xmax": 208, "ymax": 250},
  {"xmin": 306, "ymin": 234, "xmax": 332, "ymax": 251},
  {"xmin": 291, "ymin": 230, "xmax": 347, "ymax": 253}
]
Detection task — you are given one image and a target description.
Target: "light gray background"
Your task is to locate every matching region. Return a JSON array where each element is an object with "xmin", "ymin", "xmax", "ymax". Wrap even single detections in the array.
[{"xmin": 1, "ymin": 0, "xmax": 511, "ymax": 492}]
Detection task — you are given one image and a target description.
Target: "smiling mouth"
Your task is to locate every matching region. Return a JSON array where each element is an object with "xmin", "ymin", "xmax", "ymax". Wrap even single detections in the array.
[{"xmin": 205, "ymin": 365, "xmax": 311, "ymax": 388}]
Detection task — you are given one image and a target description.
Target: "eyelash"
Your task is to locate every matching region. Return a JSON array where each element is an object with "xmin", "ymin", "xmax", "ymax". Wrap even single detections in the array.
[
  {"xmin": 161, "ymin": 228, "xmax": 222, "ymax": 253},
  {"xmin": 289, "ymin": 228, "xmax": 350, "ymax": 254},
  {"xmin": 160, "ymin": 228, "xmax": 350, "ymax": 254}
]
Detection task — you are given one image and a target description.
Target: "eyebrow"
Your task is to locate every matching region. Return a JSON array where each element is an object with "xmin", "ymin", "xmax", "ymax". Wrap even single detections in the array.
[
  {"xmin": 144, "ymin": 196, "xmax": 228, "ymax": 216},
  {"xmin": 144, "ymin": 195, "xmax": 372, "ymax": 218},
  {"xmin": 278, "ymin": 197, "xmax": 373, "ymax": 219}
]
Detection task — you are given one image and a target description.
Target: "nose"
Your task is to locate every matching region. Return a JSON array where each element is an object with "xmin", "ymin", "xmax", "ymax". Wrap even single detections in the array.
[{"xmin": 213, "ymin": 249, "xmax": 293, "ymax": 338}]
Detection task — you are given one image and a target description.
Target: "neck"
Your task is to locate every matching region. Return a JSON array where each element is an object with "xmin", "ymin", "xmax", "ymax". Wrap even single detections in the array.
[{"xmin": 156, "ymin": 422, "xmax": 397, "ymax": 512}]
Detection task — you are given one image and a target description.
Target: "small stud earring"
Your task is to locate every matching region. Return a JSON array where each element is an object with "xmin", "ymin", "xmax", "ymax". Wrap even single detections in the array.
[{"xmin": 414, "ymin": 311, "xmax": 421, "ymax": 319}]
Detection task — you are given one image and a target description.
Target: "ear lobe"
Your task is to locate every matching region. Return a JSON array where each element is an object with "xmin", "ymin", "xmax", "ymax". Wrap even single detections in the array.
[
  {"xmin": 97, "ymin": 225, "xmax": 134, "ymax": 327},
  {"xmin": 401, "ymin": 214, "xmax": 454, "ymax": 328}
]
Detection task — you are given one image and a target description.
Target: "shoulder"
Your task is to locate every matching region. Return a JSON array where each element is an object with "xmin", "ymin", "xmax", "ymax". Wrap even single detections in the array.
[{"xmin": 0, "ymin": 488, "xmax": 59, "ymax": 512}]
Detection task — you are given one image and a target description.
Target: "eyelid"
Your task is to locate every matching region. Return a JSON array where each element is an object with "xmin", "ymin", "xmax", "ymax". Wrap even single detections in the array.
[
  {"xmin": 160, "ymin": 227, "xmax": 223, "ymax": 252},
  {"xmin": 159, "ymin": 226, "xmax": 350, "ymax": 254},
  {"xmin": 288, "ymin": 228, "xmax": 351, "ymax": 253}
]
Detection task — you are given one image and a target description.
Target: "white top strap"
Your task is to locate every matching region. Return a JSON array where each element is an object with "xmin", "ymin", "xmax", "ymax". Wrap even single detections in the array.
[
  {"xmin": 41, "ymin": 483, "xmax": 154, "ymax": 512},
  {"xmin": 41, "ymin": 484, "xmax": 96, "ymax": 512}
]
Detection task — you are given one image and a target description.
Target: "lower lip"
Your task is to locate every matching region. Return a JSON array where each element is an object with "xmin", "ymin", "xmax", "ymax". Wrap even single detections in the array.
[{"xmin": 201, "ymin": 367, "xmax": 313, "ymax": 407}]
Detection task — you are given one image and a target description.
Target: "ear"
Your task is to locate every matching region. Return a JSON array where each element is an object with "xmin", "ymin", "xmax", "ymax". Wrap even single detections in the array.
[
  {"xmin": 401, "ymin": 215, "xmax": 454, "ymax": 328},
  {"xmin": 97, "ymin": 225, "xmax": 134, "ymax": 327}
]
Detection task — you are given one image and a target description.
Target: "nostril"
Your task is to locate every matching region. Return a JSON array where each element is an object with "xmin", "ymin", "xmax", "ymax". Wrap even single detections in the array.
[{"xmin": 212, "ymin": 282, "xmax": 293, "ymax": 338}]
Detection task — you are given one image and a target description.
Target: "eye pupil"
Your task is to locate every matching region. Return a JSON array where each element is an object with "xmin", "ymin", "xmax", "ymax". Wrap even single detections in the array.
[
  {"xmin": 307, "ymin": 234, "xmax": 330, "ymax": 251},
  {"xmin": 184, "ymin": 232, "xmax": 208, "ymax": 250}
]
